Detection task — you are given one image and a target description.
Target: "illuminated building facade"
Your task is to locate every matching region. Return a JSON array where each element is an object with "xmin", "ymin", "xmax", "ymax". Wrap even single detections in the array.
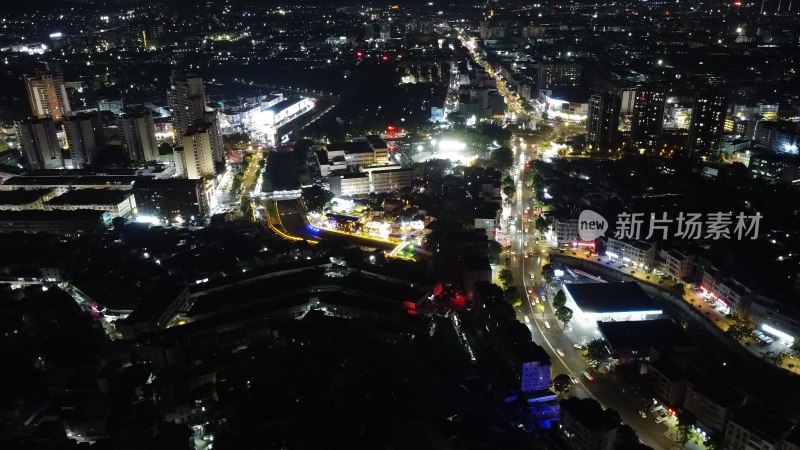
[
  {"xmin": 688, "ymin": 91, "xmax": 727, "ymax": 155},
  {"xmin": 586, "ymin": 92, "xmax": 621, "ymax": 151},
  {"xmin": 24, "ymin": 70, "xmax": 71, "ymax": 121},
  {"xmin": 630, "ymin": 87, "xmax": 666, "ymax": 153}
]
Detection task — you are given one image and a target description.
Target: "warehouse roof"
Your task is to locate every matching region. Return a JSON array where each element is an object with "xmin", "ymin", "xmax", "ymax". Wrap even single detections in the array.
[{"xmin": 564, "ymin": 282, "xmax": 659, "ymax": 314}]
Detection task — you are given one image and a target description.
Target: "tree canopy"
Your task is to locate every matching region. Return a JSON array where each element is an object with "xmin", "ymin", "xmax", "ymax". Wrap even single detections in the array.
[
  {"xmin": 489, "ymin": 146, "xmax": 514, "ymax": 172},
  {"xmin": 301, "ymin": 185, "xmax": 334, "ymax": 213},
  {"xmin": 555, "ymin": 305, "xmax": 573, "ymax": 329}
]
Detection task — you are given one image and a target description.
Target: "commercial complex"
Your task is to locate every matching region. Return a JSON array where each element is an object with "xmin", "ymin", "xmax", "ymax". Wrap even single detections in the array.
[{"xmin": 562, "ymin": 282, "xmax": 662, "ymax": 323}]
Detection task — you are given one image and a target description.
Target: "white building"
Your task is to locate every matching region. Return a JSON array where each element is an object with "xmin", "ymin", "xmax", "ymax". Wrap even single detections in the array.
[
  {"xmin": 177, "ymin": 125, "xmax": 216, "ymax": 179},
  {"xmin": 606, "ymin": 238, "xmax": 656, "ymax": 269},
  {"xmin": 563, "ymin": 282, "xmax": 662, "ymax": 324},
  {"xmin": 43, "ymin": 189, "xmax": 137, "ymax": 218},
  {"xmin": 553, "ymin": 217, "xmax": 580, "ymax": 246},
  {"xmin": 24, "ymin": 70, "xmax": 71, "ymax": 121},
  {"xmin": 168, "ymin": 71, "xmax": 207, "ymax": 142},
  {"xmin": 664, "ymin": 249, "xmax": 695, "ymax": 280},
  {"xmin": 329, "ymin": 173, "xmax": 371, "ymax": 197}
]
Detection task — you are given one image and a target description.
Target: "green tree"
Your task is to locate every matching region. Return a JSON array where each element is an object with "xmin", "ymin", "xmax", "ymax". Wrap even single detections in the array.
[
  {"xmin": 585, "ymin": 339, "xmax": 611, "ymax": 362},
  {"xmin": 489, "ymin": 146, "xmax": 514, "ymax": 172},
  {"xmin": 502, "ymin": 184, "xmax": 516, "ymax": 199},
  {"xmin": 487, "ymin": 240, "xmax": 502, "ymax": 264},
  {"xmin": 555, "ymin": 305, "xmax": 573, "ymax": 329},
  {"xmin": 498, "ymin": 268, "xmax": 515, "ymax": 287},
  {"xmin": 301, "ymin": 185, "xmax": 334, "ymax": 213},
  {"xmin": 676, "ymin": 410, "xmax": 697, "ymax": 445},
  {"xmin": 672, "ymin": 283, "xmax": 686, "ymax": 297},
  {"xmin": 240, "ymin": 195, "xmax": 252, "ymax": 217},
  {"xmin": 553, "ymin": 374, "xmax": 572, "ymax": 393},
  {"xmin": 541, "ymin": 264, "xmax": 554, "ymax": 284},
  {"xmin": 504, "ymin": 287, "xmax": 522, "ymax": 308},
  {"xmin": 726, "ymin": 322, "xmax": 752, "ymax": 342},
  {"xmin": 535, "ymin": 216, "xmax": 549, "ymax": 233},
  {"xmin": 553, "ymin": 290, "xmax": 567, "ymax": 309}
]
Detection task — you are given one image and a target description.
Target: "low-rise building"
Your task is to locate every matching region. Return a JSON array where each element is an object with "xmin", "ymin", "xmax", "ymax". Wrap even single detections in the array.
[
  {"xmin": 553, "ymin": 217, "xmax": 579, "ymax": 246},
  {"xmin": 664, "ymin": 249, "xmax": 696, "ymax": 281},
  {"xmin": 700, "ymin": 269, "xmax": 751, "ymax": 318},
  {"xmin": 596, "ymin": 319, "xmax": 694, "ymax": 365},
  {"xmin": 474, "ymin": 203, "xmax": 500, "ymax": 241},
  {"xmin": 0, "ymin": 188, "xmax": 57, "ymax": 211},
  {"xmin": 749, "ymin": 152, "xmax": 800, "ymax": 184},
  {"xmin": 132, "ymin": 178, "xmax": 208, "ymax": 221},
  {"xmin": 559, "ymin": 397, "xmax": 619, "ymax": 450},
  {"xmin": 329, "ymin": 173, "xmax": 371, "ymax": 197},
  {"xmin": 648, "ymin": 359, "xmax": 687, "ymax": 407},
  {"xmin": 365, "ymin": 166, "xmax": 414, "ymax": 193},
  {"xmin": 749, "ymin": 294, "xmax": 800, "ymax": 346},
  {"xmin": 684, "ymin": 383, "xmax": 746, "ymax": 434},
  {"xmin": 44, "ymin": 189, "xmax": 137, "ymax": 218},
  {"xmin": 606, "ymin": 238, "xmax": 656, "ymax": 269},
  {"xmin": 0, "ymin": 209, "xmax": 112, "ymax": 236},
  {"xmin": 725, "ymin": 405, "xmax": 795, "ymax": 450}
]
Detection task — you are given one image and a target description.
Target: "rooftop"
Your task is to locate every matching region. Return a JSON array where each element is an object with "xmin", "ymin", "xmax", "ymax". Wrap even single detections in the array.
[
  {"xmin": 46, "ymin": 189, "xmax": 133, "ymax": 206},
  {"xmin": 560, "ymin": 397, "xmax": 619, "ymax": 431},
  {"xmin": 0, "ymin": 209, "xmax": 109, "ymax": 221},
  {"xmin": 597, "ymin": 319, "xmax": 692, "ymax": 351},
  {"xmin": 0, "ymin": 188, "xmax": 53, "ymax": 205},
  {"xmin": 730, "ymin": 404, "xmax": 795, "ymax": 444},
  {"xmin": 564, "ymin": 282, "xmax": 660, "ymax": 314},
  {"xmin": 328, "ymin": 141, "xmax": 374, "ymax": 155}
]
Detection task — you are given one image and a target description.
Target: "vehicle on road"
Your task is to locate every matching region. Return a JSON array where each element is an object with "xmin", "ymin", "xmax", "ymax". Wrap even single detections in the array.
[
  {"xmin": 524, "ymin": 315, "xmax": 530, "ymax": 324},
  {"xmin": 655, "ymin": 414, "xmax": 669, "ymax": 424},
  {"xmin": 556, "ymin": 349, "xmax": 565, "ymax": 357},
  {"xmin": 638, "ymin": 410, "xmax": 647, "ymax": 418},
  {"xmin": 582, "ymin": 371, "xmax": 595, "ymax": 381},
  {"xmin": 573, "ymin": 343, "xmax": 583, "ymax": 349},
  {"xmin": 544, "ymin": 321, "xmax": 551, "ymax": 329}
]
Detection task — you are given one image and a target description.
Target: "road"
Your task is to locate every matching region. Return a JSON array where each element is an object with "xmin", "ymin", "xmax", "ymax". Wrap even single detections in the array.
[
  {"xmin": 241, "ymin": 150, "xmax": 264, "ymax": 195},
  {"xmin": 504, "ymin": 149, "xmax": 676, "ymax": 450}
]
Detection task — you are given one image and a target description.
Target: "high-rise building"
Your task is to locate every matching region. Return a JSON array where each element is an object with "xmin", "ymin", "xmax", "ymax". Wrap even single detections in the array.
[
  {"xmin": 24, "ymin": 70, "xmax": 71, "ymax": 121},
  {"xmin": 168, "ymin": 70, "xmax": 207, "ymax": 142},
  {"xmin": 176, "ymin": 124, "xmax": 216, "ymax": 179},
  {"xmin": 379, "ymin": 21, "xmax": 391, "ymax": 40},
  {"xmin": 15, "ymin": 118, "xmax": 64, "ymax": 170},
  {"xmin": 119, "ymin": 110, "xmax": 159, "ymax": 162},
  {"xmin": 630, "ymin": 87, "xmax": 666, "ymax": 153},
  {"xmin": 63, "ymin": 113, "xmax": 104, "ymax": 168},
  {"xmin": 688, "ymin": 91, "xmax": 727, "ymax": 156},
  {"xmin": 586, "ymin": 92, "xmax": 621, "ymax": 151},
  {"xmin": 536, "ymin": 62, "xmax": 581, "ymax": 93},
  {"xmin": 204, "ymin": 112, "xmax": 225, "ymax": 163}
]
